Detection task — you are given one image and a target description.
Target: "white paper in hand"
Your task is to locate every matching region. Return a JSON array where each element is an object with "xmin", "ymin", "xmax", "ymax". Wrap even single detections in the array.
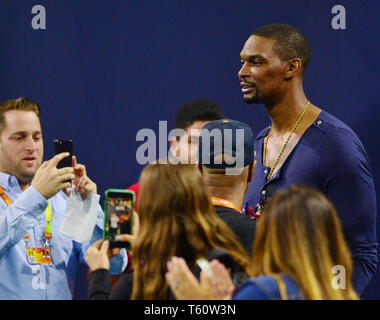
[{"xmin": 59, "ymin": 187, "xmax": 100, "ymax": 243}]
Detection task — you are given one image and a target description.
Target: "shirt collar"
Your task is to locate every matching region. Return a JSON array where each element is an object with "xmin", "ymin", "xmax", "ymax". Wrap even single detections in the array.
[
  {"xmin": 255, "ymin": 110, "xmax": 326, "ymax": 141},
  {"xmin": 256, "ymin": 126, "xmax": 271, "ymax": 140},
  {"xmin": 311, "ymin": 110, "xmax": 326, "ymax": 134},
  {"xmin": 0, "ymin": 172, "xmax": 20, "ymax": 190}
]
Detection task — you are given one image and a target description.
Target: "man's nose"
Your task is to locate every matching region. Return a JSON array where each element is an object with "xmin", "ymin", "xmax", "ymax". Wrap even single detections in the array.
[
  {"xmin": 24, "ymin": 136, "xmax": 36, "ymax": 152},
  {"xmin": 238, "ymin": 62, "xmax": 249, "ymax": 79}
]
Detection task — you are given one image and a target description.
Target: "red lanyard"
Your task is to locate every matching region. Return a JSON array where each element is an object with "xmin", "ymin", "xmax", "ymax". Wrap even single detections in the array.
[{"xmin": 210, "ymin": 197, "xmax": 240, "ymax": 212}]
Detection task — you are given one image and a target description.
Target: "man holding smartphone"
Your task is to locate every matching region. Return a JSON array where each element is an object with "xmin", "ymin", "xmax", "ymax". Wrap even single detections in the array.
[{"xmin": 0, "ymin": 97, "xmax": 127, "ymax": 299}]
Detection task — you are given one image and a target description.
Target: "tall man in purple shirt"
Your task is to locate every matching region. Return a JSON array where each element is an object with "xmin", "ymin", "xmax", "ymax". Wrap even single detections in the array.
[{"xmin": 239, "ymin": 24, "xmax": 377, "ymax": 295}]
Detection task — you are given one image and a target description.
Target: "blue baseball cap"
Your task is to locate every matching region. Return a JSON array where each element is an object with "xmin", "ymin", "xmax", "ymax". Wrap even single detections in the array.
[{"xmin": 198, "ymin": 119, "xmax": 254, "ymax": 169}]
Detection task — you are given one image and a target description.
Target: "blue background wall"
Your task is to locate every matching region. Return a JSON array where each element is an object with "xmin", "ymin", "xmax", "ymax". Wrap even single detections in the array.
[{"xmin": 0, "ymin": 0, "xmax": 379, "ymax": 299}]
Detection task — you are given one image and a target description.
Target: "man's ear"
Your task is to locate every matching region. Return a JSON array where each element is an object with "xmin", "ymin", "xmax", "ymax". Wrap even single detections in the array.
[{"xmin": 284, "ymin": 58, "xmax": 302, "ymax": 80}]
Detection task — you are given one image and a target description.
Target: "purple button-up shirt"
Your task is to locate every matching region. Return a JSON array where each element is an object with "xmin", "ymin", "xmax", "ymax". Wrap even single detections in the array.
[{"xmin": 243, "ymin": 110, "xmax": 377, "ymax": 295}]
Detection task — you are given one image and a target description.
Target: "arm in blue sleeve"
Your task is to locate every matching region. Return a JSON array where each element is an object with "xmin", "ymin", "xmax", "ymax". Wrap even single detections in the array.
[
  {"xmin": 0, "ymin": 186, "xmax": 47, "ymax": 259},
  {"xmin": 325, "ymin": 138, "xmax": 377, "ymax": 296}
]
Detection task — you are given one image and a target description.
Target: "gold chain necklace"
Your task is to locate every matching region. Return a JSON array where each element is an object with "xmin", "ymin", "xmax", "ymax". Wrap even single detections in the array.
[{"xmin": 263, "ymin": 100, "xmax": 310, "ymax": 180}]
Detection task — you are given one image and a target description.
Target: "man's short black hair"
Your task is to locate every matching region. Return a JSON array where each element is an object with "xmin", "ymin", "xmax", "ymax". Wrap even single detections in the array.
[
  {"xmin": 252, "ymin": 23, "xmax": 310, "ymax": 76},
  {"xmin": 175, "ymin": 99, "xmax": 225, "ymax": 130}
]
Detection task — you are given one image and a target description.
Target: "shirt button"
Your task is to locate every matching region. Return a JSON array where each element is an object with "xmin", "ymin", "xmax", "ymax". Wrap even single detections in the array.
[
  {"xmin": 264, "ymin": 169, "xmax": 268, "ymax": 174},
  {"xmin": 261, "ymin": 190, "xmax": 266, "ymax": 196},
  {"xmin": 317, "ymin": 120, "xmax": 322, "ymax": 125}
]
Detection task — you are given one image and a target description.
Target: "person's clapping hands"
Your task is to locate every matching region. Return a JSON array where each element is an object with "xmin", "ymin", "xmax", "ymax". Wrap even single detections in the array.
[
  {"xmin": 165, "ymin": 257, "xmax": 211, "ymax": 300},
  {"xmin": 165, "ymin": 257, "xmax": 236, "ymax": 300},
  {"xmin": 207, "ymin": 259, "xmax": 235, "ymax": 300}
]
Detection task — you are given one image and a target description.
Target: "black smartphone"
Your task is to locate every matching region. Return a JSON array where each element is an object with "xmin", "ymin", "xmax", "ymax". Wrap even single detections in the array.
[
  {"xmin": 54, "ymin": 139, "xmax": 73, "ymax": 169},
  {"xmin": 103, "ymin": 189, "xmax": 135, "ymax": 249}
]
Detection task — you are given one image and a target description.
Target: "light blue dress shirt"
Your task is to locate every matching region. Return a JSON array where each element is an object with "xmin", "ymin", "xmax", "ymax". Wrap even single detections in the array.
[{"xmin": 0, "ymin": 172, "xmax": 127, "ymax": 300}]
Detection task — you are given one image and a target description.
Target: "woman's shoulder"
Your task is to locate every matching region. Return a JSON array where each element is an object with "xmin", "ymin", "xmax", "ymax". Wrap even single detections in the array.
[{"xmin": 233, "ymin": 274, "xmax": 303, "ymax": 300}]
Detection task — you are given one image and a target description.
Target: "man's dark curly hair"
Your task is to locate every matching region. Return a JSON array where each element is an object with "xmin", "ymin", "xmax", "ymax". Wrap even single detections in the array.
[{"xmin": 175, "ymin": 99, "xmax": 225, "ymax": 130}]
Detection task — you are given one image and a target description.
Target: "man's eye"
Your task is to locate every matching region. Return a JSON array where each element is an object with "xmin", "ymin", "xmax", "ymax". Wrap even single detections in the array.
[{"xmin": 252, "ymin": 61, "xmax": 262, "ymax": 65}]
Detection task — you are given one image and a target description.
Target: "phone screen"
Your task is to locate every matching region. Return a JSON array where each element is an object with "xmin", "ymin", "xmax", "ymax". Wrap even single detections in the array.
[
  {"xmin": 104, "ymin": 189, "xmax": 135, "ymax": 249},
  {"xmin": 54, "ymin": 139, "xmax": 73, "ymax": 168}
]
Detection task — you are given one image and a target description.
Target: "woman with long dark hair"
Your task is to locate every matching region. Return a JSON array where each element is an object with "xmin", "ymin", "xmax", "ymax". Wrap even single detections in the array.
[{"xmin": 85, "ymin": 162, "xmax": 251, "ymax": 299}]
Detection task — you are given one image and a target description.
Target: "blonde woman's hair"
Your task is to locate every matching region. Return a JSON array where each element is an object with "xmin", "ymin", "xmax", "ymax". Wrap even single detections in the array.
[
  {"xmin": 250, "ymin": 184, "xmax": 358, "ymax": 300},
  {"xmin": 131, "ymin": 162, "xmax": 251, "ymax": 300}
]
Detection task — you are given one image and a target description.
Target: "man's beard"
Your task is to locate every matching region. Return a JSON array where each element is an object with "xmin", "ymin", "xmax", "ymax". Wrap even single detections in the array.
[
  {"xmin": 242, "ymin": 86, "xmax": 260, "ymax": 104},
  {"xmin": 17, "ymin": 160, "xmax": 41, "ymax": 186},
  {"xmin": 243, "ymin": 94, "xmax": 260, "ymax": 104},
  {"xmin": 18, "ymin": 174, "xmax": 34, "ymax": 186}
]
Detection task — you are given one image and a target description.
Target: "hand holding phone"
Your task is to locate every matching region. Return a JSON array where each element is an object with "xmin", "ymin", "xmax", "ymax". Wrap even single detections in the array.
[
  {"xmin": 32, "ymin": 152, "xmax": 75, "ymax": 199},
  {"xmin": 85, "ymin": 239, "xmax": 110, "ymax": 272},
  {"xmin": 54, "ymin": 139, "xmax": 73, "ymax": 169},
  {"xmin": 103, "ymin": 189, "xmax": 135, "ymax": 249},
  {"xmin": 114, "ymin": 210, "xmax": 139, "ymax": 247}
]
